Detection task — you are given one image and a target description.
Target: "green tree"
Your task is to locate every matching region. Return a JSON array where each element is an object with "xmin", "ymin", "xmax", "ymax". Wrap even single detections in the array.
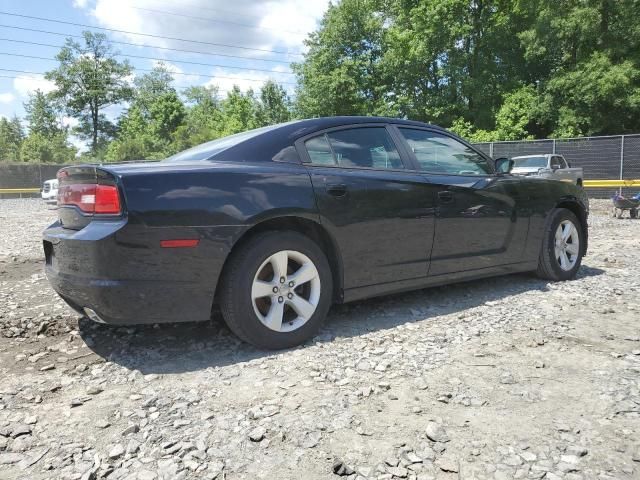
[
  {"xmin": 293, "ymin": 0, "xmax": 640, "ymax": 139},
  {"xmin": 219, "ymin": 87, "xmax": 259, "ymax": 136},
  {"xmin": 133, "ymin": 63, "xmax": 175, "ymax": 115},
  {"xmin": 20, "ymin": 132, "xmax": 76, "ymax": 163},
  {"xmin": 255, "ymin": 80, "xmax": 291, "ymax": 126},
  {"xmin": 292, "ymin": 0, "xmax": 386, "ymax": 118},
  {"xmin": 46, "ymin": 31, "xmax": 133, "ymax": 155},
  {"xmin": 24, "ymin": 90, "xmax": 60, "ymax": 137},
  {"xmin": 106, "ymin": 67, "xmax": 186, "ymax": 161},
  {"xmin": 0, "ymin": 116, "xmax": 24, "ymax": 162},
  {"xmin": 172, "ymin": 85, "xmax": 223, "ymax": 150},
  {"xmin": 148, "ymin": 91, "xmax": 186, "ymax": 140}
]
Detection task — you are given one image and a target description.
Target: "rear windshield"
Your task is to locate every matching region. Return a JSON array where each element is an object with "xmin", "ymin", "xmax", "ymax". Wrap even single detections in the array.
[
  {"xmin": 165, "ymin": 124, "xmax": 284, "ymax": 162},
  {"xmin": 512, "ymin": 156, "xmax": 547, "ymax": 168}
]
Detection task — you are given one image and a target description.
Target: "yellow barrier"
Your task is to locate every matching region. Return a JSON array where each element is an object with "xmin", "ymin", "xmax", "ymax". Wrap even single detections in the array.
[
  {"xmin": 583, "ymin": 179, "xmax": 640, "ymax": 187},
  {"xmin": 0, "ymin": 188, "xmax": 41, "ymax": 193}
]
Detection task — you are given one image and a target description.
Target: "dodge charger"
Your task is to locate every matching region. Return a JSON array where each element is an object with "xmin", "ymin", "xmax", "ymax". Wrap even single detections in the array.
[{"xmin": 43, "ymin": 117, "xmax": 589, "ymax": 349}]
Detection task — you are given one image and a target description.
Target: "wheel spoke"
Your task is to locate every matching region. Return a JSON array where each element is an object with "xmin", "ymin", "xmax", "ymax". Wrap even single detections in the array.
[
  {"xmin": 288, "ymin": 295, "xmax": 316, "ymax": 320},
  {"xmin": 270, "ymin": 251, "xmax": 289, "ymax": 280},
  {"xmin": 263, "ymin": 300, "xmax": 285, "ymax": 331},
  {"xmin": 565, "ymin": 242, "xmax": 579, "ymax": 256},
  {"xmin": 555, "ymin": 246, "xmax": 563, "ymax": 259},
  {"xmin": 555, "ymin": 228, "xmax": 563, "ymax": 244},
  {"xmin": 562, "ymin": 222, "xmax": 574, "ymax": 241},
  {"xmin": 252, "ymin": 280, "xmax": 274, "ymax": 299},
  {"xmin": 559, "ymin": 251, "xmax": 570, "ymax": 270},
  {"xmin": 288, "ymin": 263, "xmax": 317, "ymax": 286}
]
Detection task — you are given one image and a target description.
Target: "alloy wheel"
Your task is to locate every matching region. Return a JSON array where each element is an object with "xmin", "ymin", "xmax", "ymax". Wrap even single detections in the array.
[
  {"xmin": 554, "ymin": 220, "xmax": 580, "ymax": 271},
  {"xmin": 251, "ymin": 250, "xmax": 321, "ymax": 333}
]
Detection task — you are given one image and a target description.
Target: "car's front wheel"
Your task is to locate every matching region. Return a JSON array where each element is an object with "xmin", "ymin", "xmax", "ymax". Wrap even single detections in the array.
[
  {"xmin": 536, "ymin": 208, "xmax": 584, "ymax": 281},
  {"xmin": 219, "ymin": 231, "xmax": 333, "ymax": 349}
]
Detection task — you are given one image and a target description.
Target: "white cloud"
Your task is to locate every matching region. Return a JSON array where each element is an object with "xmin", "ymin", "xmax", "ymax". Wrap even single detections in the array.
[
  {"xmin": 0, "ymin": 93, "xmax": 14, "ymax": 104},
  {"xmin": 12, "ymin": 76, "xmax": 56, "ymax": 97},
  {"xmin": 204, "ymin": 68, "xmax": 275, "ymax": 94},
  {"xmin": 89, "ymin": 0, "xmax": 328, "ymax": 57},
  {"xmin": 261, "ymin": 0, "xmax": 328, "ymax": 49},
  {"xmin": 72, "ymin": 0, "xmax": 90, "ymax": 8}
]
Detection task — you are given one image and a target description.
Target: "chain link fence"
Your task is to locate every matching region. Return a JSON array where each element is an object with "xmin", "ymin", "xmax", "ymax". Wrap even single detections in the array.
[
  {"xmin": 0, "ymin": 164, "xmax": 67, "ymax": 199},
  {"xmin": 474, "ymin": 134, "xmax": 640, "ymax": 198},
  {"xmin": 2, "ymin": 134, "xmax": 640, "ymax": 200}
]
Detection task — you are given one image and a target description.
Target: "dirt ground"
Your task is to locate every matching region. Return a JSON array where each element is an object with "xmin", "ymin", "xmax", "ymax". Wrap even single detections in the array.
[{"xmin": 0, "ymin": 198, "xmax": 639, "ymax": 480}]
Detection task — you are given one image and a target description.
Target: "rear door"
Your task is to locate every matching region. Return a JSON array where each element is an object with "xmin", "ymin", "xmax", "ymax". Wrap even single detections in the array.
[
  {"xmin": 393, "ymin": 127, "xmax": 528, "ymax": 276},
  {"xmin": 296, "ymin": 125, "xmax": 437, "ymax": 290}
]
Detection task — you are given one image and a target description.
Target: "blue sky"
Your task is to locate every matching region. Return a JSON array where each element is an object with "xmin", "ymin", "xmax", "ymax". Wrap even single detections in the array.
[{"xmin": 0, "ymin": 0, "xmax": 329, "ymax": 147}]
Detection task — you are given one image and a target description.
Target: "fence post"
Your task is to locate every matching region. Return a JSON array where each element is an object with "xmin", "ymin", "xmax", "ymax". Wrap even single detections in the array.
[
  {"xmin": 489, "ymin": 142, "xmax": 494, "ymax": 158},
  {"xmin": 552, "ymin": 139, "xmax": 556, "ymax": 154},
  {"xmin": 619, "ymin": 135, "xmax": 625, "ymax": 195}
]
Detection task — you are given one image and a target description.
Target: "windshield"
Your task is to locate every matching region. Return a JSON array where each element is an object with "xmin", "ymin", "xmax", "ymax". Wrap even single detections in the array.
[
  {"xmin": 165, "ymin": 124, "xmax": 284, "ymax": 162},
  {"xmin": 512, "ymin": 156, "xmax": 547, "ymax": 168}
]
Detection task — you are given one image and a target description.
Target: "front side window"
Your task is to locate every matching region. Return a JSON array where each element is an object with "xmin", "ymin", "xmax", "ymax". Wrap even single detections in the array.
[
  {"xmin": 556, "ymin": 156, "xmax": 568, "ymax": 169},
  {"xmin": 398, "ymin": 128, "xmax": 491, "ymax": 175},
  {"xmin": 305, "ymin": 127, "xmax": 403, "ymax": 170}
]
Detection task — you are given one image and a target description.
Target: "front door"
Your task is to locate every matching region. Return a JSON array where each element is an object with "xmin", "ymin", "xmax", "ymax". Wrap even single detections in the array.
[
  {"xmin": 297, "ymin": 125, "xmax": 437, "ymax": 289},
  {"xmin": 393, "ymin": 127, "xmax": 528, "ymax": 276}
]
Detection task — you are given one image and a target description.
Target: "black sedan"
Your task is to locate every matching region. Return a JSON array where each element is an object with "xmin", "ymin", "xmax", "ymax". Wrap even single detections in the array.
[{"xmin": 43, "ymin": 117, "xmax": 588, "ymax": 349}]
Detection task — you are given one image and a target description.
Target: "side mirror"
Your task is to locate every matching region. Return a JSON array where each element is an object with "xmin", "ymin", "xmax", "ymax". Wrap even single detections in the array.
[{"xmin": 495, "ymin": 157, "xmax": 514, "ymax": 174}]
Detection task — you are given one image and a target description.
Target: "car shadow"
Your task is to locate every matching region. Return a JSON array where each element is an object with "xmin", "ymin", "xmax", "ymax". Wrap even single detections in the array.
[{"xmin": 79, "ymin": 266, "xmax": 605, "ymax": 375}]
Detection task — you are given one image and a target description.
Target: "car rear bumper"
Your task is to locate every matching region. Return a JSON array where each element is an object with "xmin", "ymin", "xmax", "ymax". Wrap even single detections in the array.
[
  {"xmin": 43, "ymin": 219, "xmax": 230, "ymax": 325},
  {"xmin": 45, "ymin": 266, "xmax": 213, "ymax": 324}
]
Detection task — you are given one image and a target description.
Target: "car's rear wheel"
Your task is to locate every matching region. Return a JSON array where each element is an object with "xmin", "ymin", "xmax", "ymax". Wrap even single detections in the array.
[
  {"xmin": 219, "ymin": 231, "xmax": 333, "ymax": 349},
  {"xmin": 536, "ymin": 208, "xmax": 583, "ymax": 281}
]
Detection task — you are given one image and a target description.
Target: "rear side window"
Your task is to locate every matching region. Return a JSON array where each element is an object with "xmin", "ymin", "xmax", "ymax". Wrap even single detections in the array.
[
  {"xmin": 398, "ymin": 128, "xmax": 490, "ymax": 175},
  {"xmin": 304, "ymin": 127, "xmax": 403, "ymax": 170},
  {"xmin": 305, "ymin": 134, "xmax": 335, "ymax": 166}
]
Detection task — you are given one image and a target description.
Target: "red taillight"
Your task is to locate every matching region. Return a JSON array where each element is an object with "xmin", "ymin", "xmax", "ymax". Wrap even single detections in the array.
[
  {"xmin": 94, "ymin": 185, "xmax": 121, "ymax": 214},
  {"xmin": 58, "ymin": 184, "xmax": 121, "ymax": 215}
]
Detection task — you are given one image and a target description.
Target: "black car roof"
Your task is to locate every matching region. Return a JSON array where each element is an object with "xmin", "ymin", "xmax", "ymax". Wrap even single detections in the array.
[
  {"xmin": 163, "ymin": 116, "xmax": 448, "ymax": 165},
  {"xmin": 277, "ymin": 116, "xmax": 445, "ymax": 132}
]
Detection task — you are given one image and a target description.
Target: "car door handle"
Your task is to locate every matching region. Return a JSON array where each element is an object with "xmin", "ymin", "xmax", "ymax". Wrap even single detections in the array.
[
  {"xmin": 326, "ymin": 183, "xmax": 348, "ymax": 197},
  {"xmin": 438, "ymin": 191, "xmax": 454, "ymax": 203}
]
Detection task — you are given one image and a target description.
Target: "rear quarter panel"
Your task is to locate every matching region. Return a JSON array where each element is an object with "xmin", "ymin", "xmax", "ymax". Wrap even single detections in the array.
[
  {"xmin": 520, "ymin": 177, "xmax": 589, "ymax": 260},
  {"xmin": 108, "ymin": 161, "xmax": 319, "ymax": 284}
]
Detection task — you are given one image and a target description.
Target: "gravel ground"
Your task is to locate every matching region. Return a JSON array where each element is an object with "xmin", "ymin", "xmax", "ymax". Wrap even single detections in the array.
[{"xmin": 0, "ymin": 198, "xmax": 639, "ymax": 480}]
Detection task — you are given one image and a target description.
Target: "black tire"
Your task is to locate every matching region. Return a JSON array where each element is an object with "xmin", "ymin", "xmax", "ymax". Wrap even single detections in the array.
[
  {"xmin": 219, "ymin": 231, "xmax": 333, "ymax": 349},
  {"xmin": 631, "ymin": 208, "xmax": 638, "ymax": 219},
  {"xmin": 536, "ymin": 208, "xmax": 584, "ymax": 281}
]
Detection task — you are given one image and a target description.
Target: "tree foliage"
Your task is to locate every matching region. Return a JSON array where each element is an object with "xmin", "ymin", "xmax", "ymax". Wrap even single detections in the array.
[
  {"xmin": 20, "ymin": 90, "xmax": 77, "ymax": 163},
  {"xmin": 105, "ymin": 68, "xmax": 291, "ymax": 161},
  {"xmin": 294, "ymin": 0, "xmax": 640, "ymax": 140},
  {"xmin": 46, "ymin": 31, "xmax": 133, "ymax": 155},
  {"xmin": 3, "ymin": 1, "xmax": 638, "ymax": 164},
  {"xmin": 0, "ymin": 116, "xmax": 24, "ymax": 162}
]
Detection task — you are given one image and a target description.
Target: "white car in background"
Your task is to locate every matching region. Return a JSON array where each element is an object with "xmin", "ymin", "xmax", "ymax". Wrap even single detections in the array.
[
  {"xmin": 41, "ymin": 179, "xmax": 58, "ymax": 203},
  {"xmin": 511, "ymin": 154, "xmax": 584, "ymax": 186}
]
